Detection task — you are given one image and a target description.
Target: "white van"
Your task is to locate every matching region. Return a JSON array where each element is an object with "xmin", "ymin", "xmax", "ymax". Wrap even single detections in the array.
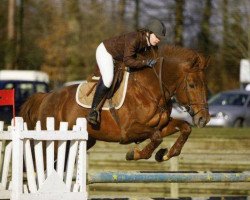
[
  {"xmin": 0, "ymin": 70, "xmax": 50, "ymax": 123},
  {"xmin": 0, "ymin": 70, "xmax": 49, "ymax": 83}
]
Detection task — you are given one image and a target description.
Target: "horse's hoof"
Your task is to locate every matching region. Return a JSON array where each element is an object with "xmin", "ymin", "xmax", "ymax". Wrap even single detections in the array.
[
  {"xmin": 163, "ymin": 154, "xmax": 170, "ymax": 161},
  {"xmin": 126, "ymin": 150, "xmax": 134, "ymax": 160},
  {"xmin": 155, "ymin": 148, "xmax": 168, "ymax": 162}
]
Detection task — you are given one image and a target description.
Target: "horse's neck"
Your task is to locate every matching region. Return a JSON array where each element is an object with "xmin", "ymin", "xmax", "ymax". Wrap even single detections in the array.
[
  {"xmin": 130, "ymin": 68, "xmax": 163, "ymax": 100},
  {"xmin": 155, "ymin": 59, "xmax": 182, "ymax": 101},
  {"xmin": 135, "ymin": 47, "xmax": 184, "ymax": 101}
]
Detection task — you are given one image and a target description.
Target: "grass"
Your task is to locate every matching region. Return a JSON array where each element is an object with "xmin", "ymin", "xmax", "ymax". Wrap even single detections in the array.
[{"xmin": 189, "ymin": 127, "xmax": 250, "ymax": 139}]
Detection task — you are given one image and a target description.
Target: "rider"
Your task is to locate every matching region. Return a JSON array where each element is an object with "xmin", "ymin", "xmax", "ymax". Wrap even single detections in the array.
[{"xmin": 86, "ymin": 19, "xmax": 166, "ymax": 125}]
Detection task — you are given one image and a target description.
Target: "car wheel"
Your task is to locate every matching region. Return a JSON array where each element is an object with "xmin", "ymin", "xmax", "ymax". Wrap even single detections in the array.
[
  {"xmin": 233, "ymin": 118, "xmax": 243, "ymax": 128},
  {"xmin": 242, "ymin": 120, "xmax": 248, "ymax": 128}
]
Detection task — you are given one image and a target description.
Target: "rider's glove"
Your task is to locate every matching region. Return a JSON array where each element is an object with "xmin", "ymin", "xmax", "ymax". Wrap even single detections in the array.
[{"xmin": 146, "ymin": 59, "xmax": 157, "ymax": 68}]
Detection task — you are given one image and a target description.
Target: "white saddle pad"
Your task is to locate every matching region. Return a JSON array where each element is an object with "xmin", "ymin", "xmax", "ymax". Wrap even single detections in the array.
[{"xmin": 76, "ymin": 72, "xmax": 129, "ymax": 110}]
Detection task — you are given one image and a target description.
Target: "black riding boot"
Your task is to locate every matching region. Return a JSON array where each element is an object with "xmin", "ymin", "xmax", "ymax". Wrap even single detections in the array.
[{"xmin": 87, "ymin": 79, "xmax": 109, "ymax": 125}]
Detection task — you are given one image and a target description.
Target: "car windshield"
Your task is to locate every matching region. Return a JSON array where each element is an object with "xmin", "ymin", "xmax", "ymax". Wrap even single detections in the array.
[{"xmin": 208, "ymin": 93, "xmax": 248, "ymax": 106}]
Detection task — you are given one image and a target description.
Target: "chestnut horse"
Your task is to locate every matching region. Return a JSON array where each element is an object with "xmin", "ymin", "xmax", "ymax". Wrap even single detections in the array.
[{"xmin": 19, "ymin": 45, "xmax": 210, "ymax": 162}]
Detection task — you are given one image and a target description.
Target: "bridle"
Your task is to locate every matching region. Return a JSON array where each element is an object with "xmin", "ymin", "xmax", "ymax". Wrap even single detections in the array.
[
  {"xmin": 152, "ymin": 56, "xmax": 208, "ymax": 117},
  {"xmin": 177, "ymin": 71, "xmax": 208, "ymax": 117}
]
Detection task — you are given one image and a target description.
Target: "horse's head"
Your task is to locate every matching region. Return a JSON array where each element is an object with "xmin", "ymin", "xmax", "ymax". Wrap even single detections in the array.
[{"xmin": 174, "ymin": 55, "xmax": 210, "ymax": 128}]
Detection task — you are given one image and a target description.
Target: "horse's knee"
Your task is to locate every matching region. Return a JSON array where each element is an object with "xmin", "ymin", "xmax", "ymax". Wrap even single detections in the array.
[
  {"xmin": 150, "ymin": 130, "xmax": 163, "ymax": 143},
  {"xmin": 180, "ymin": 122, "xmax": 192, "ymax": 135}
]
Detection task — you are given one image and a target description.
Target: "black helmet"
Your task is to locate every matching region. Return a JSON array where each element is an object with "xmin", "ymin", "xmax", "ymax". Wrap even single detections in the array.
[{"xmin": 146, "ymin": 19, "xmax": 166, "ymax": 39}]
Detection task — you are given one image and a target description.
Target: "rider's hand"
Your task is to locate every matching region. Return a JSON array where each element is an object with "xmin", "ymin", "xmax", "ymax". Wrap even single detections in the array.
[{"xmin": 146, "ymin": 59, "xmax": 157, "ymax": 68}]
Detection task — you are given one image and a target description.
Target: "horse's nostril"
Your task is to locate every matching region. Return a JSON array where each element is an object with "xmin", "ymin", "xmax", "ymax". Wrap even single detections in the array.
[{"xmin": 198, "ymin": 117, "xmax": 206, "ymax": 127}]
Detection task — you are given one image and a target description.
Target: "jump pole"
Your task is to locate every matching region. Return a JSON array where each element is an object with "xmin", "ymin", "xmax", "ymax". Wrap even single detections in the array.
[{"xmin": 88, "ymin": 171, "xmax": 250, "ymax": 184}]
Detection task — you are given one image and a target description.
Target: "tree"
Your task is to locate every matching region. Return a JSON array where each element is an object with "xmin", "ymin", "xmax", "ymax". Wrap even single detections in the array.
[
  {"xmin": 197, "ymin": 0, "xmax": 213, "ymax": 55},
  {"xmin": 118, "ymin": 0, "xmax": 126, "ymax": 24},
  {"xmin": 0, "ymin": 1, "xmax": 8, "ymax": 69},
  {"xmin": 37, "ymin": 1, "xmax": 73, "ymax": 88},
  {"xmin": 134, "ymin": 0, "xmax": 140, "ymax": 29},
  {"xmin": 196, "ymin": 0, "xmax": 220, "ymax": 92},
  {"xmin": 217, "ymin": 0, "xmax": 248, "ymax": 90},
  {"xmin": 16, "ymin": 0, "xmax": 24, "ymax": 69},
  {"xmin": 63, "ymin": 0, "xmax": 85, "ymax": 82},
  {"xmin": 5, "ymin": 0, "xmax": 16, "ymax": 69},
  {"xmin": 174, "ymin": 0, "xmax": 185, "ymax": 46}
]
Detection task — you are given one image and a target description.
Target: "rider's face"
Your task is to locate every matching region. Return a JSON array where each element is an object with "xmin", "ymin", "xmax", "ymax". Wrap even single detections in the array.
[{"xmin": 149, "ymin": 33, "xmax": 160, "ymax": 46}]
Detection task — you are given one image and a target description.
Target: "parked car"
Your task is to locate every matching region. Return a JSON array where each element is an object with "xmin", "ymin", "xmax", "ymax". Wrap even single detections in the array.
[
  {"xmin": 0, "ymin": 70, "xmax": 50, "ymax": 124},
  {"xmin": 207, "ymin": 89, "xmax": 250, "ymax": 127}
]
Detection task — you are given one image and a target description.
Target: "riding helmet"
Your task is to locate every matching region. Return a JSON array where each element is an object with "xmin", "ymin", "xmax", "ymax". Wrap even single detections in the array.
[{"xmin": 146, "ymin": 19, "xmax": 166, "ymax": 39}]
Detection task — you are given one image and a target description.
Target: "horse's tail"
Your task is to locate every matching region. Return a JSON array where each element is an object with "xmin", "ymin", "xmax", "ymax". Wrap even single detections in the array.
[{"xmin": 19, "ymin": 92, "xmax": 48, "ymax": 129}]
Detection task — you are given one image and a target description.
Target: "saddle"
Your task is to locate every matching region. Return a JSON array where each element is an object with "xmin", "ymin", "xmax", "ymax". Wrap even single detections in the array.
[{"xmin": 76, "ymin": 63, "xmax": 129, "ymax": 110}]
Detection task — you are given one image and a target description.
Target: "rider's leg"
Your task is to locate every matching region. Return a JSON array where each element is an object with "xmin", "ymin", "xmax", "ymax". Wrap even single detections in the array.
[
  {"xmin": 87, "ymin": 79, "xmax": 109, "ymax": 124},
  {"xmin": 87, "ymin": 42, "xmax": 114, "ymax": 125}
]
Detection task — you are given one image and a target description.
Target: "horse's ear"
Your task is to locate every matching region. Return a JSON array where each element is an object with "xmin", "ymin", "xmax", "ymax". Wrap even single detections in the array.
[
  {"xmin": 197, "ymin": 55, "xmax": 210, "ymax": 70},
  {"xmin": 193, "ymin": 54, "xmax": 210, "ymax": 71},
  {"xmin": 181, "ymin": 54, "xmax": 208, "ymax": 72}
]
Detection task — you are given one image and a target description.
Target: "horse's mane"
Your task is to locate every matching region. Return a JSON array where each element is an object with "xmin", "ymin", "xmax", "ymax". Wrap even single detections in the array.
[{"xmin": 159, "ymin": 45, "xmax": 207, "ymax": 70}]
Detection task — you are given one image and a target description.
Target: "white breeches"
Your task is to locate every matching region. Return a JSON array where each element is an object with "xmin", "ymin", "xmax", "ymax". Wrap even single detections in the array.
[{"xmin": 96, "ymin": 42, "xmax": 114, "ymax": 88}]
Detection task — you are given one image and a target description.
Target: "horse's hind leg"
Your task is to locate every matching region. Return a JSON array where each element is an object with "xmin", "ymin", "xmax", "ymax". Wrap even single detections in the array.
[
  {"xmin": 126, "ymin": 131, "xmax": 163, "ymax": 160},
  {"xmin": 155, "ymin": 119, "xmax": 191, "ymax": 162}
]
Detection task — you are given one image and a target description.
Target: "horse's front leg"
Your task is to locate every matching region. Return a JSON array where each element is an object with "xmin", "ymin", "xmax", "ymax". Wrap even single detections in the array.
[
  {"xmin": 126, "ymin": 130, "xmax": 163, "ymax": 160},
  {"xmin": 155, "ymin": 118, "xmax": 191, "ymax": 162}
]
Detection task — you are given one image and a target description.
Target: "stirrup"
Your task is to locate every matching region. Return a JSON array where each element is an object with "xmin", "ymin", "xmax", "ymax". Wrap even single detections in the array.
[{"xmin": 87, "ymin": 110, "xmax": 100, "ymax": 125}]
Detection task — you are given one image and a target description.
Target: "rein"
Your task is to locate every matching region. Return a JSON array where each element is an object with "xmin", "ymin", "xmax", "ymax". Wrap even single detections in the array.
[{"xmin": 152, "ymin": 57, "xmax": 169, "ymax": 105}]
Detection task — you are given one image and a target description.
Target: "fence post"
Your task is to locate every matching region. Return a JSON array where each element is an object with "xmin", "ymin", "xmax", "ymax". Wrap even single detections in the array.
[
  {"xmin": 11, "ymin": 117, "xmax": 24, "ymax": 200},
  {"xmin": 170, "ymin": 152, "xmax": 179, "ymax": 198},
  {"xmin": 46, "ymin": 117, "xmax": 55, "ymax": 177},
  {"xmin": 76, "ymin": 118, "xmax": 87, "ymax": 192},
  {"xmin": 57, "ymin": 121, "xmax": 68, "ymax": 179},
  {"xmin": 34, "ymin": 121, "xmax": 45, "ymax": 188},
  {"xmin": 65, "ymin": 125, "xmax": 79, "ymax": 190},
  {"xmin": 23, "ymin": 123, "xmax": 37, "ymax": 193},
  {"xmin": 0, "ymin": 121, "xmax": 4, "ymax": 177}
]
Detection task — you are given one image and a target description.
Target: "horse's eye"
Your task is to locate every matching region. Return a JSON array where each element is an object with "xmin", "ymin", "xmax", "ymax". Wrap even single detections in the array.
[{"xmin": 189, "ymin": 83, "xmax": 195, "ymax": 88}]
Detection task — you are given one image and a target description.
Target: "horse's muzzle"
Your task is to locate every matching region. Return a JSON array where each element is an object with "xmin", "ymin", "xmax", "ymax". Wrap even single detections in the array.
[{"xmin": 192, "ymin": 107, "xmax": 210, "ymax": 128}]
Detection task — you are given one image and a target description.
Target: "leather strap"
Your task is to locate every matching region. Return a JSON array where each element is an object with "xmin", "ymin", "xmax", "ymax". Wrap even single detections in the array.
[
  {"xmin": 153, "ymin": 57, "xmax": 168, "ymax": 105},
  {"xmin": 108, "ymin": 99, "xmax": 120, "ymax": 126},
  {"xmin": 158, "ymin": 57, "xmax": 167, "ymax": 105}
]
